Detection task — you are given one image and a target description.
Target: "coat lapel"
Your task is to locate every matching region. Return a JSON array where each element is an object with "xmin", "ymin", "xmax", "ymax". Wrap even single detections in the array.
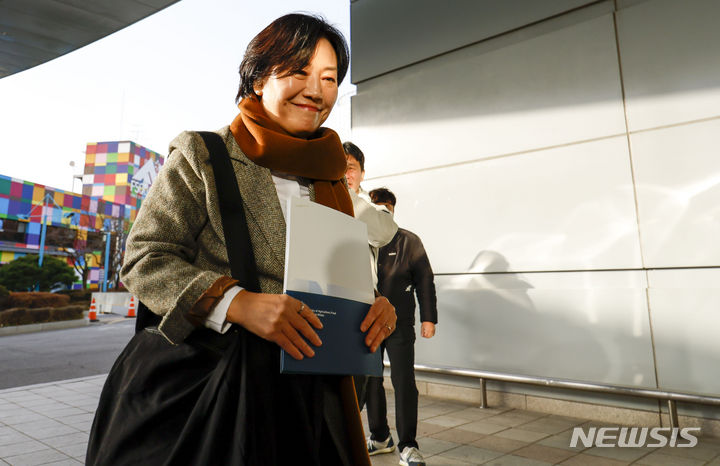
[{"xmin": 223, "ymin": 130, "xmax": 286, "ymax": 269}]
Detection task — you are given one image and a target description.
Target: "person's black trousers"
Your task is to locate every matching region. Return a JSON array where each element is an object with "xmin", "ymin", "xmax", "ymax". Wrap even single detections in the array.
[{"xmin": 365, "ymin": 324, "xmax": 418, "ymax": 451}]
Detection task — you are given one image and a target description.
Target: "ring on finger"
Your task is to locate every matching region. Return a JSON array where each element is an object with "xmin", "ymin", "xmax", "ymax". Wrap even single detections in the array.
[
  {"xmin": 385, "ymin": 324, "xmax": 394, "ymax": 333},
  {"xmin": 298, "ymin": 304, "xmax": 305, "ymax": 314}
]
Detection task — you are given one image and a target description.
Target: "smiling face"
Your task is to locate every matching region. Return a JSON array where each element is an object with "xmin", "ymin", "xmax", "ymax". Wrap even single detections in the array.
[{"xmin": 254, "ymin": 38, "xmax": 339, "ymax": 138}]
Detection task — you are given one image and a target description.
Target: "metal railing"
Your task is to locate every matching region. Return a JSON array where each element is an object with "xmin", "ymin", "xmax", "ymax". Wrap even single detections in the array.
[{"xmin": 406, "ymin": 364, "xmax": 720, "ymax": 429}]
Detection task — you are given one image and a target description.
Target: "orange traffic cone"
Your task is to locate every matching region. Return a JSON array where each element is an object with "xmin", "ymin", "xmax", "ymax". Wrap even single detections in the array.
[
  {"xmin": 126, "ymin": 295, "xmax": 136, "ymax": 318},
  {"xmin": 89, "ymin": 298, "xmax": 99, "ymax": 322}
]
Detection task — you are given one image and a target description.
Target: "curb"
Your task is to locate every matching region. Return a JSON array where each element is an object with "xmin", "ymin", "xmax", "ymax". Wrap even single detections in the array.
[
  {"xmin": 0, "ymin": 318, "xmax": 89, "ymax": 337},
  {"xmin": 0, "ymin": 374, "xmax": 107, "ymax": 394}
]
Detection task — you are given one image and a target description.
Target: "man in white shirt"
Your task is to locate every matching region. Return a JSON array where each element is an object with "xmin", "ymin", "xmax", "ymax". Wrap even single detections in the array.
[
  {"xmin": 344, "ymin": 141, "xmax": 402, "ymax": 448},
  {"xmin": 343, "ymin": 141, "xmax": 365, "ymax": 197},
  {"xmin": 343, "ymin": 141, "xmax": 398, "ymax": 288}
]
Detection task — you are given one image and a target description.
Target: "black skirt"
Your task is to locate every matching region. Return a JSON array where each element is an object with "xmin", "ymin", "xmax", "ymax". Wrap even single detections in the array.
[{"xmin": 86, "ymin": 326, "xmax": 353, "ymax": 465}]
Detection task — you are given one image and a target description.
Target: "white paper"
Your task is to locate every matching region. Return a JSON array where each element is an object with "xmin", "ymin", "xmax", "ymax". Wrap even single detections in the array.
[{"xmin": 283, "ymin": 197, "xmax": 374, "ymax": 304}]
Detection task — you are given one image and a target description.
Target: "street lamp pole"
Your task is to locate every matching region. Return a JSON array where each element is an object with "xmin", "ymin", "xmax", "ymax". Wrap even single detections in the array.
[
  {"xmin": 102, "ymin": 220, "xmax": 111, "ymax": 293},
  {"xmin": 38, "ymin": 204, "xmax": 48, "ymax": 268},
  {"xmin": 65, "ymin": 211, "xmax": 118, "ymax": 292},
  {"xmin": 18, "ymin": 194, "xmax": 57, "ymax": 291},
  {"xmin": 33, "ymin": 193, "xmax": 60, "ymax": 268}
]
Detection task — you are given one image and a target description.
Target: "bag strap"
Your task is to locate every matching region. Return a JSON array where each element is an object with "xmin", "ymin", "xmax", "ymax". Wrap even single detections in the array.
[
  {"xmin": 135, "ymin": 131, "xmax": 261, "ymax": 333},
  {"xmin": 198, "ymin": 131, "xmax": 261, "ymax": 293}
]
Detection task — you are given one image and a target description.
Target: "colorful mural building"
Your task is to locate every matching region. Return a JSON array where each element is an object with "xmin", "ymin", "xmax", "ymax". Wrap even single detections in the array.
[{"xmin": 0, "ymin": 141, "xmax": 164, "ymax": 289}]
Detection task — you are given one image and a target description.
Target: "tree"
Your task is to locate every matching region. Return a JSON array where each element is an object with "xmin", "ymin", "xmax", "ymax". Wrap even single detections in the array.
[
  {"xmin": 37, "ymin": 255, "xmax": 76, "ymax": 290},
  {"xmin": 64, "ymin": 228, "xmax": 105, "ymax": 290},
  {"xmin": 0, "ymin": 255, "xmax": 76, "ymax": 291},
  {"xmin": 0, "ymin": 256, "xmax": 41, "ymax": 291},
  {"xmin": 65, "ymin": 248, "xmax": 93, "ymax": 290},
  {"xmin": 65, "ymin": 239, "xmax": 94, "ymax": 291}
]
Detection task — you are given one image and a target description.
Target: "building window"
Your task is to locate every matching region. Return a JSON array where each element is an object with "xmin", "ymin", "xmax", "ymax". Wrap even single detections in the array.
[
  {"xmin": 45, "ymin": 225, "xmax": 77, "ymax": 249},
  {"xmin": 0, "ymin": 219, "xmax": 26, "ymax": 243},
  {"xmin": 86, "ymin": 231, "xmax": 107, "ymax": 251}
]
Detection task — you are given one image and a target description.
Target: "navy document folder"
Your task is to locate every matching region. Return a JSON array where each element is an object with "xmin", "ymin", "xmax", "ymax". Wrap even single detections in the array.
[{"xmin": 280, "ymin": 197, "xmax": 382, "ymax": 376}]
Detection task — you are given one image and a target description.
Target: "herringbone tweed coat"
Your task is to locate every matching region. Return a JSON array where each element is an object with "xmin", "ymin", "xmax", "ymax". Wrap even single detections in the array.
[
  {"xmin": 121, "ymin": 126, "xmax": 295, "ymax": 344},
  {"xmin": 118, "ymin": 126, "xmax": 375, "ymax": 465}
]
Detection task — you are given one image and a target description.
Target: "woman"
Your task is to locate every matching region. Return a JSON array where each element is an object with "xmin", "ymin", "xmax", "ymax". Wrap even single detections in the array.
[{"xmin": 86, "ymin": 13, "xmax": 397, "ymax": 466}]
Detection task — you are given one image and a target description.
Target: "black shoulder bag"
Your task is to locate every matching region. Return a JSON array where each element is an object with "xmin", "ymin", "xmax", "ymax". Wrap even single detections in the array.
[{"xmin": 89, "ymin": 131, "xmax": 339, "ymax": 466}]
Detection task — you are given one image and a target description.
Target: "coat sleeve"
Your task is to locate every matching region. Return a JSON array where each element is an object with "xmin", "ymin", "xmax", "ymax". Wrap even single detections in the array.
[
  {"xmin": 349, "ymin": 188, "xmax": 398, "ymax": 248},
  {"xmin": 409, "ymin": 234, "xmax": 438, "ymax": 324},
  {"xmin": 120, "ymin": 132, "xmax": 226, "ymax": 344}
]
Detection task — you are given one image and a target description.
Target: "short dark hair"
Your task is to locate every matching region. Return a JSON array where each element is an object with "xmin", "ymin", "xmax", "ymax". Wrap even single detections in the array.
[
  {"xmin": 342, "ymin": 141, "xmax": 364, "ymax": 172},
  {"xmin": 236, "ymin": 13, "xmax": 349, "ymax": 102},
  {"xmin": 369, "ymin": 187, "xmax": 396, "ymax": 207}
]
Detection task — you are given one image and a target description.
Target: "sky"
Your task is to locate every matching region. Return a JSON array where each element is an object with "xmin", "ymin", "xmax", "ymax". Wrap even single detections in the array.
[{"xmin": 0, "ymin": 0, "xmax": 354, "ymax": 193}]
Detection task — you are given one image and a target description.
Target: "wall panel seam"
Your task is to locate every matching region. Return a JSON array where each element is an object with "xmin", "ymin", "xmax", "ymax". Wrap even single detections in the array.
[
  {"xmin": 612, "ymin": 0, "xmax": 660, "ymax": 392},
  {"xmin": 435, "ymin": 265, "xmax": 720, "ymax": 276},
  {"xmin": 352, "ymin": 0, "xmax": 609, "ymax": 84},
  {"xmin": 365, "ymin": 114, "xmax": 720, "ymax": 182}
]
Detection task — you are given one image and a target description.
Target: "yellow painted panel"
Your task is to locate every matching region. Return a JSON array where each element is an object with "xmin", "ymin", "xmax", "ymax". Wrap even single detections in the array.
[
  {"xmin": 33, "ymin": 186, "xmax": 45, "ymax": 202},
  {"xmin": 88, "ymin": 253, "xmax": 102, "ymax": 267}
]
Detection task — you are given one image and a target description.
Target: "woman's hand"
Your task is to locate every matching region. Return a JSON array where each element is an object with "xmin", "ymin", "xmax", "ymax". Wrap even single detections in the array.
[
  {"xmin": 227, "ymin": 290, "xmax": 323, "ymax": 360},
  {"xmin": 360, "ymin": 296, "xmax": 397, "ymax": 353}
]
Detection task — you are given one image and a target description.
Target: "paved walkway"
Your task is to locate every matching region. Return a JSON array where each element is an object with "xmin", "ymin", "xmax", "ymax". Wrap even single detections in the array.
[
  {"xmin": 1, "ymin": 375, "xmax": 720, "ymax": 465},
  {"xmin": 363, "ymin": 397, "xmax": 720, "ymax": 465},
  {"xmin": 0, "ymin": 376, "xmax": 103, "ymax": 465}
]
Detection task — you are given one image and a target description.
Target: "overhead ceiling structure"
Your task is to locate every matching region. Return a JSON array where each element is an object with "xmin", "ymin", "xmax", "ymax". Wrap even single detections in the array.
[{"xmin": 0, "ymin": 0, "xmax": 180, "ymax": 79}]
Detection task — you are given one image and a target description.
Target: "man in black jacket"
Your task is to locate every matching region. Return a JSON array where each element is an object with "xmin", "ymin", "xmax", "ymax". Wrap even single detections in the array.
[{"xmin": 364, "ymin": 188, "xmax": 438, "ymax": 466}]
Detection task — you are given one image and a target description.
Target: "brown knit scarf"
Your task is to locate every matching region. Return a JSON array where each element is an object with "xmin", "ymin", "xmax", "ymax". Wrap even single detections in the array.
[
  {"xmin": 229, "ymin": 99, "xmax": 369, "ymax": 464},
  {"xmin": 229, "ymin": 97, "xmax": 354, "ymax": 217}
]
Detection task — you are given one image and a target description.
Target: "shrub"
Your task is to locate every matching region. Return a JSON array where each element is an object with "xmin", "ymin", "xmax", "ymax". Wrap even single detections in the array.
[
  {"xmin": 0, "ymin": 305, "xmax": 85, "ymax": 327},
  {"xmin": 0, "ymin": 255, "xmax": 76, "ymax": 291},
  {"xmin": 56, "ymin": 289, "xmax": 92, "ymax": 303},
  {"xmin": 7, "ymin": 292, "xmax": 70, "ymax": 309},
  {"xmin": 0, "ymin": 284, "xmax": 9, "ymax": 310}
]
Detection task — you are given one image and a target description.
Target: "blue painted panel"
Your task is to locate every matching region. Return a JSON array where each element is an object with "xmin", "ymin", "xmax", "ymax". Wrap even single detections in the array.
[{"xmin": 0, "ymin": 197, "xmax": 8, "ymax": 216}]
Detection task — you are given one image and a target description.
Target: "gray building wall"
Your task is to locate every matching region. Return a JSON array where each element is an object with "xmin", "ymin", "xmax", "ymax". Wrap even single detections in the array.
[{"xmin": 351, "ymin": 0, "xmax": 720, "ymax": 416}]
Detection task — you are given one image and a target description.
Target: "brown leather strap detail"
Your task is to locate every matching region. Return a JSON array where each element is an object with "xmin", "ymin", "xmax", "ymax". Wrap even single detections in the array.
[{"xmin": 185, "ymin": 276, "xmax": 240, "ymax": 327}]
